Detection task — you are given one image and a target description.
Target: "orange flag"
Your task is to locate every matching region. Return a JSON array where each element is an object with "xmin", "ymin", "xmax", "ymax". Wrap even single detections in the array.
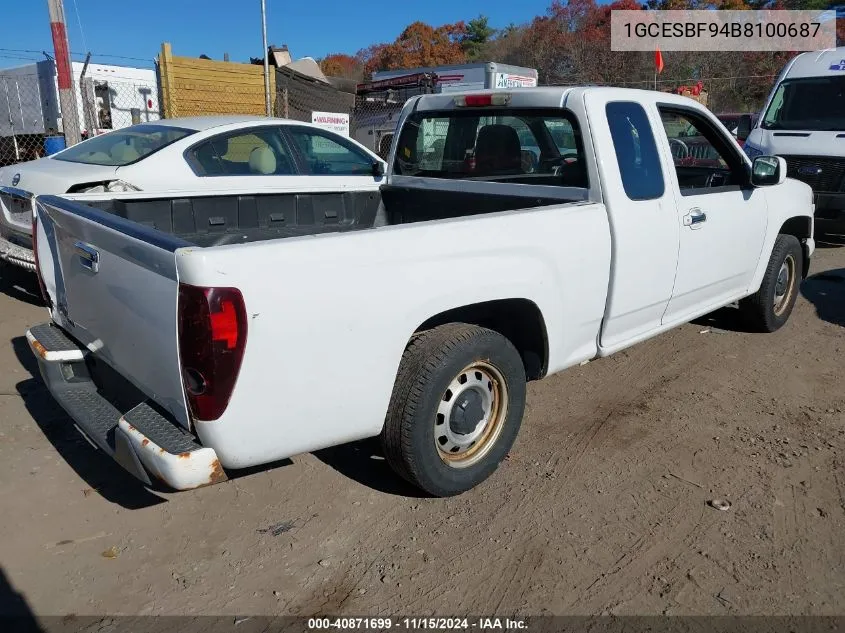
[{"xmin": 655, "ymin": 46, "xmax": 665, "ymax": 74}]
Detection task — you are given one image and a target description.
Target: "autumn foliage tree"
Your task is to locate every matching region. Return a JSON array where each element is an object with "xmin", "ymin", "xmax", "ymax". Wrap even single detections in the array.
[
  {"xmin": 319, "ymin": 53, "xmax": 365, "ymax": 81},
  {"xmin": 361, "ymin": 21, "xmax": 468, "ymax": 73},
  {"xmin": 512, "ymin": 0, "xmax": 646, "ymax": 85},
  {"xmin": 342, "ymin": 0, "xmax": 842, "ymax": 110}
]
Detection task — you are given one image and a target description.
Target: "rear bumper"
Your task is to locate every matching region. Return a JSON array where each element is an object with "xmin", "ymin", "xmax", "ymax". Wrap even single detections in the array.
[
  {"xmin": 26, "ymin": 323, "xmax": 225, "ymax": 491},
  {"xmin": 0, "ymin": 234, "xmax": 35, "ymax": 271}
]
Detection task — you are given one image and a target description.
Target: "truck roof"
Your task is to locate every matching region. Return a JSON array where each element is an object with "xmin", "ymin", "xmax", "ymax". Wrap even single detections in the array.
[
  {"xmin": 410, "ymin": 86, "xmax": 714, "ymax": 112},
  {"xmin": 373, "ymin": 62, "xmax": 538, "ymax": 80},
  {"xmin": 782, "ymin": 47, "xmax": 845, "ymax": 79}
]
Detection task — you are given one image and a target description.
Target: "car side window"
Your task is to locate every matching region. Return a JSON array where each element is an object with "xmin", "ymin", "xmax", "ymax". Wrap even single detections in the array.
[
  {"xmin": 658, "ymin": 108, "xmax": 745, "ymax": 193},
  {"xmin": 605, "ymin": 101, "xmax": 664, "ymax": 201},
  {"xmin": 188, "ymin": 128, "xmax": 295, "ymax": 176},
  {"xmin": 287, "ymin": 128, "xmax": 374, "ymax": 175},
  {"xmin": 660, "ymin": 111, "xmax": 729, "ymax": 170}
]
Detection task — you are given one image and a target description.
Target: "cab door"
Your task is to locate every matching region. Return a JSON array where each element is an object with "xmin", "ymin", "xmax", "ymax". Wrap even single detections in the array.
[
  {"xmin": 655, "ymin": 106, "xmax": 768, "ymax": 325},
  {"xmin": 584, "ymin": 92, "xmax": 680, "ymax": 352}
]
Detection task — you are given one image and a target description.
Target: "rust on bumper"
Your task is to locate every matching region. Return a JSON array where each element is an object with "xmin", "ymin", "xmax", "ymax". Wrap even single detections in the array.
[{"xmin": 118, "ymin": 418, "xmax": 227, "ymax": 490}]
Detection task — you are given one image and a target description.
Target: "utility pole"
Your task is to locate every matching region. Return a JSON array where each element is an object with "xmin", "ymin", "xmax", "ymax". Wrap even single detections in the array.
[
  {"xmin": 47, "ymin": 0, "xmax": 81, "ymax": 145},
  {"xmin": 260, "ymin": 0, "xmax": 271, "ymax": 117}
]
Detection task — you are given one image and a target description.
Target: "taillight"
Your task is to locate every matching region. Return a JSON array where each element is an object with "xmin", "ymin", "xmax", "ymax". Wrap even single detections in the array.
[
  {"xmin": 178, "ymin": 284, "xmax": 248, "ymax": 422},
  {"xmin": 453, "ymin": 93, "xmax": 511, "ymax": 107},
  {"xmin": 31, "ymin": 210, "xmax": 51, "ymax": 307}
]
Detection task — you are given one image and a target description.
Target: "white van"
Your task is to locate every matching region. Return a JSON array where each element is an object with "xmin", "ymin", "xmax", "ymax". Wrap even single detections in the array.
[{"xmin": 743, "ymin": 47, "xmax": 845, "ymax": 226}]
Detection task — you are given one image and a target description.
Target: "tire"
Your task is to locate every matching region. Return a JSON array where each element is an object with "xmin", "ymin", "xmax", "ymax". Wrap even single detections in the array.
[
  {"xmin": 739, "ymin": 234, "xmax": 803, "ymax": 333},
  {"xmin": 381, "ymin": 323, "xmax": 527, "ymax": 497}
]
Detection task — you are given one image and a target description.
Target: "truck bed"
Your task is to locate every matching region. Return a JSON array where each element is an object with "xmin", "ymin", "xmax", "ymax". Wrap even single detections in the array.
[{"xmin": 74, "ymin": 186, "xmax": 572, "ymax": 247}]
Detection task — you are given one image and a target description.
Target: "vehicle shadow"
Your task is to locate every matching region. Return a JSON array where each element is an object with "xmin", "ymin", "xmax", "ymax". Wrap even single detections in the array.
[
  {"xmin": 0, "ymin": 567, "xmax": 43, "ymax": 632},
  {"xmin": 313, "ymin": 438, "xmax": 429, "ymax": 498},
  {"xmin": 11, "ymin": 336, "xmax": 166, "ymax": 510},
  {"xmin": 0, "ymin": 263, "xmax": 42, "ymax": 307},
  {"xmin": 691, "ymin": 305, "xmax": 757, "ymax": 334},
  {"xmin": 815, "ymin": 225, "xmax": 845, "ymax": 249},
  {"xmin": 801, "ymin": 268, "xmax": 845, "ymax": 328}
]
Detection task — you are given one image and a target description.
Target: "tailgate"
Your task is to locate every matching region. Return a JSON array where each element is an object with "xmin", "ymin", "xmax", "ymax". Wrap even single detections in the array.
[{"xmin": 34, "ymin": 194, "xmax": 193, "ymax": 429}]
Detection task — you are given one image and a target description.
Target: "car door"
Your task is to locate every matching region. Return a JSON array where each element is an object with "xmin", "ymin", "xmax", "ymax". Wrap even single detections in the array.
[
  {"xmin": 657, "ymin": 106, "xmax": 768, "ymax": 325},
  {"xmin": 184, "ymin": 125, "xmax": 310, "ymax": 192},
  {"xmin": 282, "ymin": 125, "xmax": 383, "ymax": 192},
  {"xmin": 585, "ymin": 94, "xmax": 680, "ymax": 351},
  {"xmin": 183, "ymin": 125, "xmax": 381, "ymax": 194}
]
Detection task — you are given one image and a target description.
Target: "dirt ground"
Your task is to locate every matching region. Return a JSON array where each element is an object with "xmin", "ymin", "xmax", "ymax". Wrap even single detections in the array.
[{"xmin": 0, "ymin": 235, "xmax": 843, "ymax": 619}]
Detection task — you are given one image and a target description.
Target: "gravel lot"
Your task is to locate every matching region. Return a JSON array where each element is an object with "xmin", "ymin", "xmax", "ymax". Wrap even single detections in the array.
[{"xmin": 0, "ymin": 234, "xmax": 843, "ymax": 618}]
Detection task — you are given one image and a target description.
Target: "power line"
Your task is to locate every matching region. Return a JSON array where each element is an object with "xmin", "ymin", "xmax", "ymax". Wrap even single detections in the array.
[
  {"xmin": 0, "ymin": 48, "xmax": 44, "ymax": 54},
  {"xmin": 0, "ymin": 47, "xmax": 154, "ymax": 65},
  {"xmin": 0, "ymin": 53, "xmax": 42, "ymax": 62},
  {"xmin": 71, "ymin": 0, "xmax": 88, "ymax": 54},
  {"xmin": 89, "ymin": 53, "xmax": 156, "ymax": 64}
]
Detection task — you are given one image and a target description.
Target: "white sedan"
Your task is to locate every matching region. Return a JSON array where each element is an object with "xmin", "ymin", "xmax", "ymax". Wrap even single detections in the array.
[{"xmin": 0, "ymin": 115, "xmax": 385, "ymax": 270}]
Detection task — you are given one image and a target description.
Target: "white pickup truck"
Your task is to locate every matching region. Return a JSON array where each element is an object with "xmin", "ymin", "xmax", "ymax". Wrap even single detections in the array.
[{"xmin": 27, "ymin": 87, "xmax": 814, "ymax": 497}]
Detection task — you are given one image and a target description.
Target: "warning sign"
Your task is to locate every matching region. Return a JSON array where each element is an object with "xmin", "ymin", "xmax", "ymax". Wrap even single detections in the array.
[{"xmin": 311, "ymin": 111, "xmax": 350, "ymax": 136}]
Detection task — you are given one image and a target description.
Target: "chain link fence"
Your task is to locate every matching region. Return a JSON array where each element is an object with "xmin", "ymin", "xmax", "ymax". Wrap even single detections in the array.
[
  {"xmin": 350, "ymin": 77, "xmax": 439, "ymax": 160},
  {"xmin": 350, "ymin": 99, "xmax": 403, "ymax": 160},
  {"xmin": 0, "ymin": 66, "xmax": 780, "ymax": 168},
  {"xmin": 1, "ymin": 65, "xmax": 161, "ymax": 167}
]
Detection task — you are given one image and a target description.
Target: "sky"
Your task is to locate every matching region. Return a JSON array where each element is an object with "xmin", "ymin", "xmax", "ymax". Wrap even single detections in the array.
[{"xmin": 1, "ymin": 0, "xmax": 557, "ymax": 70}]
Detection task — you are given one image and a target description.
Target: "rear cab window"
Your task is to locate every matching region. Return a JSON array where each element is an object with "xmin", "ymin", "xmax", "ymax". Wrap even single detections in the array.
[
  {"xmin": 393, "ymin": 108, "xmax": 588, "ymax": 189},
  {"xmin": 605, "ymin": 102, "xmax": 664, "ymax": 201}
]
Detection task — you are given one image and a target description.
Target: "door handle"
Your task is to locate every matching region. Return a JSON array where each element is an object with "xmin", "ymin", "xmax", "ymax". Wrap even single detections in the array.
[
  {"xmin": 74, "ymin": 241, "xmax": 99, "ymax": 273},
  {"xmin": 683, "ymin": 208, "xmax": 707, "ymax": 229}
]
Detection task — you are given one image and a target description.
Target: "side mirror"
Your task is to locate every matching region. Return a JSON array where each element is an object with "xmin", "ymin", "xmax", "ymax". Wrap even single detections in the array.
[
  {"xmin": 372, "ymin": 161, "xmax": 386, "ymax": 177},
  {"xmin": 736, "ymin": 114, "xmax": 752, "ymax": 141},
  {"xmin": 751, "ymin": 155, "xmax": 787, "ymax": 187}
]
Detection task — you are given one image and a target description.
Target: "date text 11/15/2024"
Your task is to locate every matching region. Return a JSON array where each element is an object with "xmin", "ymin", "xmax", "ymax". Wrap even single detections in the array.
[{"xmin": 307, "ymin": 617, "xmax": 528, "ymax": 630}]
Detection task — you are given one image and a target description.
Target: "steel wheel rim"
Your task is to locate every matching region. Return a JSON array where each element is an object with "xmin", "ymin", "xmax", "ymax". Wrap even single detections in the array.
[
  {"xmin": 434, "ymin": 362, "xmax": 508, "ymax": 469},
  {"xmin": 773, "ymin": 254, "xmax": 796, "ymax": 316}
]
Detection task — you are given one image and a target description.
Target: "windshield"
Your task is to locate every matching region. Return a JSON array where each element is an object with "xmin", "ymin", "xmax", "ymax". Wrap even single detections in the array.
[
  {"xmin": 762, "ymin": 76, "xmax": 845, "ymax": 131},
  {"xmin": 393, "ymin": 108, "xmax": 587, "ymax": 188},
  {"xmin": 53, "ymin": 124, "xmax": 197, "ymax": 166}
]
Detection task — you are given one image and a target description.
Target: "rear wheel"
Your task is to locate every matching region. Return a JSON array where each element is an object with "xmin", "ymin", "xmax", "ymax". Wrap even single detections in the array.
[
  {"xmin": 739, "ymin": 234, "xmax": 803, "ymax": 332},
  {"xmin": 381, "ymin": 324, "xmax": 526, "ymax": 497}
]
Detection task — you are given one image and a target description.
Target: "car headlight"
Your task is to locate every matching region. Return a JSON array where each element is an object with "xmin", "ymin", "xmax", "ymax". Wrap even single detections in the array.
[
  {"xmin": 77, "ymin": 180, "xmax": 142, "ymax": 194},
  {"xmin": 106, "ymin": 180, "xmax": 141, "ymax": 193},
  {"xmin": 743, "ymin": 144, "xmax": 764, "ymax": 159}
]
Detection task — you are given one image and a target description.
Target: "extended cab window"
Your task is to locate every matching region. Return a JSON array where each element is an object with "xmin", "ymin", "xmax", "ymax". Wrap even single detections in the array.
[
  {"xmin": 287, "ymin": 127, "xmax": 374, "ymax": 175},
  {"xmin": 605, "ymin": 102, "xmax": 664, "ymax": 200},
  {"xmin": 188, "ymin": 128, "xmax": 295, "ymax": 176},
  {"xmin": 658, "ymin": 108, "xmax": 746, "ymax": 194},
  {"xmin": 394, "ymin": 108, "xmax": 588, "ymax": 188}
]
